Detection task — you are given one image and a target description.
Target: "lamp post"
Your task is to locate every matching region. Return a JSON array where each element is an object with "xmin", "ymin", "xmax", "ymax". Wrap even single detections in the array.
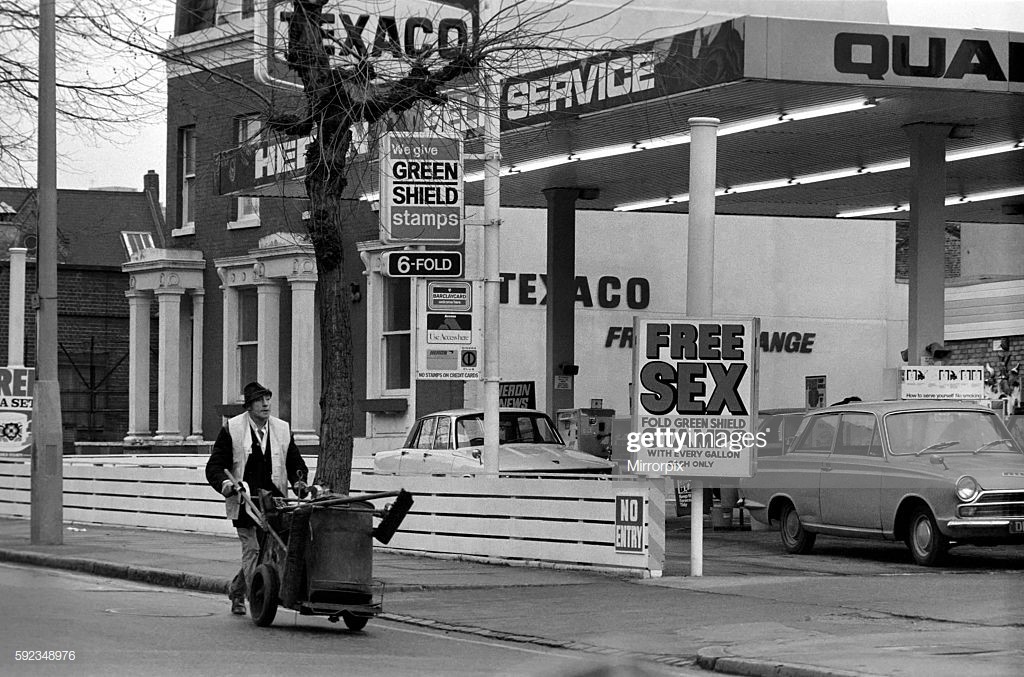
[{"xmin": 31, "ymin": 0, "xmax": 64, "ymax": 545}]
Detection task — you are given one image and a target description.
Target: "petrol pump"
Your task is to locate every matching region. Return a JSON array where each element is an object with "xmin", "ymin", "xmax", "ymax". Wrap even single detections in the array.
[{"xmin": 556, "ymin": 408, "xmax": 616, "ymax": 459}]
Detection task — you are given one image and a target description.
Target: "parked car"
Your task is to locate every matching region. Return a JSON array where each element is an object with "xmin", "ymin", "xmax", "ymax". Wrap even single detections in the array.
[
  {"xmin": 739, "ymin": 400, "xmax": 1024, "ymax": 565},
  {"xmin": 373, "ymin": 408, "xmax": 616, "ymax": 475}
]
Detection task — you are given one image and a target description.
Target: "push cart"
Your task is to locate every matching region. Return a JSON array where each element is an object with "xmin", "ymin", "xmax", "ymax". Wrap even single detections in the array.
[{"xmin": 227, "ymin": 472, "xmax": 413, "ymax": 630}]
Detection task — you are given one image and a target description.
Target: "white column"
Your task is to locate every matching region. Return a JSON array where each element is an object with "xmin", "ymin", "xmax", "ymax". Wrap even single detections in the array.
[
  {"xmin": 686, "ymin": 116, "xmax": 720, "ymax": 578},
  {"xmin": 154, "ymin": 288, "xmax": 184, "ymax": 440},
  {"xmin": 256, "ymin": 279, "xmax": 281, "ymax": 417},
  {"xmin": 178, "ymin": 296, "xmax": 192, "ymax": 439},
  {"xmin": 687, "ymin": 117, "xmax": 719, "ymax": 318},
  {"xmin": 7, "ymin": 247, "xmax": 27, "ymax": 365},
  {"xmin": 189, "ymin": 290, "xmax": 204, "ymax": 440},
  {"xmin": 124, "ymin": 289, "xmax": 152, "ymax": 442},
  {"xmin": 221, "ymin": 283, "xmax": 239, "ymax": 405},
  {"xmin": 289, "ymin": 278, "xmax": 318, "ymax": 441}
]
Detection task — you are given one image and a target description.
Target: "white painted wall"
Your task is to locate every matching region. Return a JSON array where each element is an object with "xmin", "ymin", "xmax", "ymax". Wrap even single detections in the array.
[{"xmin": 494, "ymin": 209, "xmax": 907, "ymax": 415}]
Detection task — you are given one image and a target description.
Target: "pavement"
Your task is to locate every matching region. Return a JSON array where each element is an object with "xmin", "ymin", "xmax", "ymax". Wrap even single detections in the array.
[{"xmin": 1, "ymin": 515, "xmax": 1022, "ymax": 677}]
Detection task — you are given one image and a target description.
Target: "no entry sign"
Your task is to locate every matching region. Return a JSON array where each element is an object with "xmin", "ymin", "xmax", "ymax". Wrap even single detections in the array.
[{"xmin": 380, "ymin": 133, "xmax": 463, "ymax": 244}]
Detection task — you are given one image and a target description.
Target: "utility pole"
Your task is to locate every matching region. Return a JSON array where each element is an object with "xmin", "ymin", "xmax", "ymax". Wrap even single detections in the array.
[
  {"xmin": 479, "ymin": 0, "xmax": 501, "ymax": 474},
  {"xmin": 32, "ymin": 0, "xmax": 64, "ymax": 545}
]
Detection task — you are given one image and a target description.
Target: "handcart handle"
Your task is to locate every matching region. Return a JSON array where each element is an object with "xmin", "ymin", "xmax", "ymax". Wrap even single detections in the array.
[
  {"xmin": 224, "ymin": 470, "xmax": 287, "ymax": 551},
  {"xmin": 308, "ymin": 490, "xmax": 406, "ymax": 510}
]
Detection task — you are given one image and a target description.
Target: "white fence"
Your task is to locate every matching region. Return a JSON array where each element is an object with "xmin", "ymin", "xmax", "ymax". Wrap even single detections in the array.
[{"xmin": 0, "ymin": 455, "xmax": 664, "ymax": 576}]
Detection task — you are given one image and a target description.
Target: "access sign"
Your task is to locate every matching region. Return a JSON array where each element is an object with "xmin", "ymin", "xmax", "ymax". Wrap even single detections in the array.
[
  {"xmin": 380, "ymin": 133, "xmax": 464, "ymax": 244},
  {"xmin": 383, "ymin": 250, "xmax": 463, "ymax": 278}
]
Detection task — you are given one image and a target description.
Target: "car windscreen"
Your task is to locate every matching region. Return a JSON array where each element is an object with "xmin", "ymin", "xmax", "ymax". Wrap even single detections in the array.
[
  {"xmin": 454, "ymin": 412, "xmax": 564, "ymax": 448},
  {"xmin": 884, "ymin": 410, "xmax": 1023, "ymax": 455}
]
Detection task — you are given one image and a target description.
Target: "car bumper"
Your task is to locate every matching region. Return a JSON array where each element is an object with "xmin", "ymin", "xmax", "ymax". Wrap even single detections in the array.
[{"xmin": 942, "ymin": 518, "xmax": 1024, "ymax": 543}]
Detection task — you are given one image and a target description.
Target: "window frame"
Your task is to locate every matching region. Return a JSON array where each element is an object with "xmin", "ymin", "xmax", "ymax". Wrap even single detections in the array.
[
  {"xmin": 832, "ymin": 412, "xmax": 881, "ymax": 457},
  {"xmin": 237, "ymin": 287, "xmax": 258, "ymax": 391},
  {"xmin": 380, "ymin": 276, "xmax": 411, "ymax": 394},
  {"xmin": 790, "ymin": 413, "xmax": 840, "ymax": 455},
  {"xmin": 174, "ymin": 126, "xmax": 197, "ymax": 236},
  {"xmin": 227, "ymin": 114, "xmax": 262, "ymax": 230}
]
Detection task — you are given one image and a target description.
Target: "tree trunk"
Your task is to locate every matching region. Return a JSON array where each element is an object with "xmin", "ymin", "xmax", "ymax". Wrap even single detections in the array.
[{"xmin": 305, "ymin": 129, "xmax": 355, "ymax": 495}]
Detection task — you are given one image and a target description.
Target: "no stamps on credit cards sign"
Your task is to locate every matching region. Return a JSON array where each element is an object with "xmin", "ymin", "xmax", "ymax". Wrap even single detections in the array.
[{"xmin": 630, "ymin": 318, "xmax": 759, "ymax": 478}]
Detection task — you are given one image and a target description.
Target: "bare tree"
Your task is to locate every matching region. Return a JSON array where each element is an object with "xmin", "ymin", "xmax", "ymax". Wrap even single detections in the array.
[
  {"xmin": 0, "ymin": 1, "xmax": 166, "ymax": 186},
  {"xmin": 281, "ymin": 0, "xmax": 635, "ymax": 493},
  {"xmin": 81, "ymin": 0, "xmax": 638, "ymax": 494}
]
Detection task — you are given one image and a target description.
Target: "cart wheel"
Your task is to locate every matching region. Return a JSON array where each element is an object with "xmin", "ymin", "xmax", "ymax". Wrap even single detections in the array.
[
  {"xmin": 341, "ymin": 611, "xmax": 369, "ymax": 631},
  {"xmin": 249, "ymin": 564, "xmax": 280, "ymax": 627}
]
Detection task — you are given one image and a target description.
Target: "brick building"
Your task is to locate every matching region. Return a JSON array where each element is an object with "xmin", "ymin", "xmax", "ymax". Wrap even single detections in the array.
[{"xmin": 0, "ymin": 174, "xmax": 164, "ymax": 450}]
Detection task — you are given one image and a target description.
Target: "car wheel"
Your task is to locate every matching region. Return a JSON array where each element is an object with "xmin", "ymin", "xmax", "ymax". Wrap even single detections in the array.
[
  {"xmin": 249, "ymin": 564, "xmax": 280, "ymax": 627},
  {"xmin": 779, "ymin": 502, "xmax": 816, "ymax": 554},
  {"xmin": 341, "ymin": 611, "xmax": 369, "ymax": 631},
  {"xmin": 906, "ymin": 507, "xmax": 948, "ymax": 566}
]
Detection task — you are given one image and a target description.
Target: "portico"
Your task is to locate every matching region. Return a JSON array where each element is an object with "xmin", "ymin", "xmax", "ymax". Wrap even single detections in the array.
[
  {"xmin": 214, "ymin": 232, "xmax": 320, "ymax": 445},
  {"xmin": 122, "ymin": 249, "xmax": 205, "ymax": 444}
]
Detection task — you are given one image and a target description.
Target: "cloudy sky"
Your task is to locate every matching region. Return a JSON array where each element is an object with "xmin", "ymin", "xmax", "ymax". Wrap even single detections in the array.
[{"xmin": 51, "ymin": 0, "xmax": 1024, "ymax": 197}]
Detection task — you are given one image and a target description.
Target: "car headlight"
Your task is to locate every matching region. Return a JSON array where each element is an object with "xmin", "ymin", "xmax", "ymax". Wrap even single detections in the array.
[{"xmin": 955, "ymin": 475, "xmax": 980, "ymax": 502}]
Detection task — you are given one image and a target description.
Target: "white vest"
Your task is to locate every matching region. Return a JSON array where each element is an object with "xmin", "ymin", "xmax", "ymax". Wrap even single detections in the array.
[{"xmin": 222, "ymin": 413, "xmax": 292, "ymax": 520}]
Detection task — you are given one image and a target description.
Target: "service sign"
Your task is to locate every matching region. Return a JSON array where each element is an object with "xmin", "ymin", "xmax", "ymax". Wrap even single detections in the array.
[
  {"xmin": 0, "ymin": 366, "xmax": 33, "ymax": 453},
  {"xmin": 380, "ymin": 133, "xmax": 464, "ymax": 244},
  {"xmin": 900, "ymin": 365, "xmax": 986, "ymax": 400},
  {"xmin": 630, "ymin": 318, "xmax": 759, "ymax": 478},
  {"xmin": 417, "ymin": 280, "xmax": 482, "ymax": 379}
]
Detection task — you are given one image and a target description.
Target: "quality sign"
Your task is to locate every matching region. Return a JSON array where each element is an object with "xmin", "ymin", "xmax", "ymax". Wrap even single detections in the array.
[
  {"xmin": 380, "ymin": 133, "xmax": 463, "ymax": 244},
  {"xmin": 630, "ymin": 318, "xmax": 759, "ymax": 478}
]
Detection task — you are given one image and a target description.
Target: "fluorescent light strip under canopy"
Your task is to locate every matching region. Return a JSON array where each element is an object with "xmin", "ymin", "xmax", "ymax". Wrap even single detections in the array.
[
  {"xmin": 614, "ymin": 141, "xmax": 1024, "ymax": 212},
  {"xmin": 360, "ymin": 99, "xmax": 878, "ymax": 203},
  {"xmin": 836, "ymin": 185, "xmax": 1024, "ymax": 218}
]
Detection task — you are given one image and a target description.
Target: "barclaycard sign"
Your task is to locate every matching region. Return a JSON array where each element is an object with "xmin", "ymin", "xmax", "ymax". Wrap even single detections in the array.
[{"xmin": 256, "ymin": 0, "xmax": 476, "ymax": 91}]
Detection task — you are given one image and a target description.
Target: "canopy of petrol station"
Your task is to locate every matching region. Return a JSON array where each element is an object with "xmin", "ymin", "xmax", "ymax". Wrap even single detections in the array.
[{"xmin": 217, "ymin": 16, "xmax": 1024, "ymax": 224}]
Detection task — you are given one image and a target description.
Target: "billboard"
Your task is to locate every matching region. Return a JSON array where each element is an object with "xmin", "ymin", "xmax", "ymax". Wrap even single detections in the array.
[
  {"xmin": 900, "ymin": 366, "xmax": 987, "ymax": 400},
  {"xmin": 380, "ymin": 133, "xmax": 464, "ymax": 244},
  {"xmin": 0, "ymin": 366, "xmax": 33, "ymax": 454},
  {"xmin": 629, "ymin": 318, "xmax": 759, "ymax": 478}
]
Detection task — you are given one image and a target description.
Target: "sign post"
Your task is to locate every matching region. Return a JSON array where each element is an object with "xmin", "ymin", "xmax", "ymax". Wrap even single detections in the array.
[{"xmin": 630, "ymin": 317, "xmax": 760, "ymax": 576}]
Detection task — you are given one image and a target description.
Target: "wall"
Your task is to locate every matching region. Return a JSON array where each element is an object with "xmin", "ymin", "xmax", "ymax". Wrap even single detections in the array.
[
  {"xmin": 961, "ymin": 223, "xmax": 1024, "ymax": 279},
  {"xmin": 488, "ymin": 209, "xmax": 906, "ymax": 415},
  {"xmin": 1, "ymin": 261, "xmax": 140, "ymax": 448}
]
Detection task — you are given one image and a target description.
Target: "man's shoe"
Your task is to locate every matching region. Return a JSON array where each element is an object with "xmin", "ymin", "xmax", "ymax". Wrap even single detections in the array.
[{"xmin": 231, "ymin": 599, "xmax": 246, "ymax": 615}]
